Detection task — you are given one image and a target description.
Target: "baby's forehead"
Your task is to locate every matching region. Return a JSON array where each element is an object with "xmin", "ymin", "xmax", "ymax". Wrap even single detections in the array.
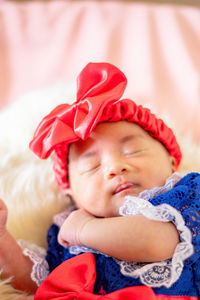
[
  {"xmin": 69, "ymin": 121, "xmax": 151, "ymax": 156},
  {"xmin": 91, "ymin": 120, "xmax": 147, "ymax": 136}
]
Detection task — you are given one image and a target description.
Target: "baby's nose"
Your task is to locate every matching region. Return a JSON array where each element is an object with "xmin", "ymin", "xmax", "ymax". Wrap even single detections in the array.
[{"xmin": 104, "ymin": 162, "xmax": 130, "ymax": 180}]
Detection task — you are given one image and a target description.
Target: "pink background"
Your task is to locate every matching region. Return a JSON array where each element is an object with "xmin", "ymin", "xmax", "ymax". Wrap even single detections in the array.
[{"xmin": 0, "ymin": 1, "xmax": 200, "ymax": 142}]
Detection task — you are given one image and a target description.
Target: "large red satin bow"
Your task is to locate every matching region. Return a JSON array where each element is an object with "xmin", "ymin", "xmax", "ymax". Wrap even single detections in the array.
[
  {"xmin": 30, "ymin": 63, "xmax": 127, "ymax": 160},
  {"xmin": 34, "ymin": 253, "xmax": 197, "ymax": 300}
]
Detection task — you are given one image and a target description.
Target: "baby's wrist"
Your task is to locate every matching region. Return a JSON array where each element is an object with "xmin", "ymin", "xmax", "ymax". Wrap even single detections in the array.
[{"xmin": 78, "ymin": 217, "xmax": 98, "ymax": 246}]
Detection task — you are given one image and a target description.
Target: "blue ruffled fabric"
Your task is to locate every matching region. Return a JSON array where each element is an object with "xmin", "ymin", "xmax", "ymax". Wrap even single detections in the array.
[{"xmin": 46, "ymin": 172, "xmax": 200, "ymax": 297}]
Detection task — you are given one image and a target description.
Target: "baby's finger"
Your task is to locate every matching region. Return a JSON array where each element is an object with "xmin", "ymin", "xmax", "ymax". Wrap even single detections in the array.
[
  {"xmin": 57, "ymin": 231, "xmax": 69, "ymax": 248},
  {"xmin": 0, "ymin": 199, "xmax": 7, "ymax": 212},
  {"xmin": 58, "ymin": 236, "xmax": 69, "ymax": 248},
  {"xmin": 0, "ymin": 199, "xmax": 8, "ymax": 229}
]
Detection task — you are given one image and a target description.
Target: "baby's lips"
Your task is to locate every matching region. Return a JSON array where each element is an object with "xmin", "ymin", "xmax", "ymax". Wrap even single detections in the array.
[{"xmin": 113, "ymin": 182, "xmax": 138, "ymax": 195}]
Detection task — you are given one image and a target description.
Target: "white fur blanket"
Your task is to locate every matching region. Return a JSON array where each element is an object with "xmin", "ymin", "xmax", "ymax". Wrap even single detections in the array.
[{"xmin": 0, "ymin": 84, "xmax": 199, "ymax": 299}]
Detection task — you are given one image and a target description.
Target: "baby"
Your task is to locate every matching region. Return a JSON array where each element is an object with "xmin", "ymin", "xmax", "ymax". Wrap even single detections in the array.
[
  {"xmin": 57, "ymin": 119, "xmax": 178, "ymax": 258},
  {"xmin": 0, "ymin": 63, "xmax": 199, "ymax": 299}
]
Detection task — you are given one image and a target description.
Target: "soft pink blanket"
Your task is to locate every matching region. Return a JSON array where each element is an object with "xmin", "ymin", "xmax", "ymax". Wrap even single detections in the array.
[{"xmin": 0, "ymin": 1, "xmax": 200, "ymax": 142}]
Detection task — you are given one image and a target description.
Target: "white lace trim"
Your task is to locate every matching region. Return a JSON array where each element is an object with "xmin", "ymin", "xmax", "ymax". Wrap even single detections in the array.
[
  {"xmin": 17, "ymin": 239, "xmax": 49, "ymax": 286},
  {"xmin": 69, "ymin": 245, "xmax": 105, "ymax": 256},
  {"xmin": 138, "ymin": 172, "xmax": 182, "ymax": 201},
  {"xmin": 117, "ymin": 197, "xmax": 194, "ymax": 288}
]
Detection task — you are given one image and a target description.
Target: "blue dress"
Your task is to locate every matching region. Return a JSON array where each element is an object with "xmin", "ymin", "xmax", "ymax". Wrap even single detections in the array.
[{"xmin": 45, "ymin": 172, "xmax": 200, "ymax": 298}]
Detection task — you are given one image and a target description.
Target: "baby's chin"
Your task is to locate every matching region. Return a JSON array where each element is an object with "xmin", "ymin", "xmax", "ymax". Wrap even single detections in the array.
[
  {"xmin": 92, "ymin": 192, "xmax": 141, "ymax": 218},
  {"xmin": 104, "ymin": 199, "xmax": 127, "ymax": 218},
  {"xmin": 94, "ymin": 207, "xmax": 121, "ymax": 218}
]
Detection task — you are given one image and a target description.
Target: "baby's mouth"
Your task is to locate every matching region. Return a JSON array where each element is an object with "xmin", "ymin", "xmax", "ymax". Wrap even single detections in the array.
[{"xmin": 112, "ymin": 182, "xmax": 138, "ymax": 195}]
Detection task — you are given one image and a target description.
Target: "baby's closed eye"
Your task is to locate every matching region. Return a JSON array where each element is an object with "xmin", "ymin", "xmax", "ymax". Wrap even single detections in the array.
[
  {"xmin": 79, "ymin": 159, "xmax": 101, "ymax": 174},
  {"xmin": 121, "ymin": 138, "xmax": 148, "ymax": 156},
  {"xmin": 123, "ymin": 148, "xmax": 147, "ymax": 156}
]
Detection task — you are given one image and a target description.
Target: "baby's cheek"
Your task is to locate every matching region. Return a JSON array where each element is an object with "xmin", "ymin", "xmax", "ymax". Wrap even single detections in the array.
[{"xmin": 140, "ymin": 168, "xmax": 161, "ymax": 189}]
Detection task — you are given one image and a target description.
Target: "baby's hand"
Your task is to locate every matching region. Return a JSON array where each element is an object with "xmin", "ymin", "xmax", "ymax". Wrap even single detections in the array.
[
  {"xmin": 58, "ymin": 209, "xmax": 95, "ymax": 248},
  {"xmin": 0, "ymin": 199, "xmax": 8, "ymax": 238}
]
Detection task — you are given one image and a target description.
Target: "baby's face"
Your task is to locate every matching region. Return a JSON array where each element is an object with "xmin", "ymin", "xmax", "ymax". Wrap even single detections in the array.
[{"xmin": 67, "ymin": 121, "xmax": 176, "ymax": 217}]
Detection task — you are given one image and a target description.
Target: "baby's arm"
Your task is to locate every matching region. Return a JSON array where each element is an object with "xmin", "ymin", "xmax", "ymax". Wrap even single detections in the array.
[
  {"xmin": 58, "ymin": 208, "xmax": 179, "ymax": 262},
  {"xmin": 0, "ymin": 199, "xmax": 37, "ymax": 293}
]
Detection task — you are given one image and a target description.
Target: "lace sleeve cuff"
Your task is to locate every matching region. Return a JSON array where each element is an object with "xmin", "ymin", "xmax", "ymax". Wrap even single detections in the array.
[
  {"xmin": 17, "ymin": 239, "xmax": 49, "ymax": 286},
  {"xmin": 117, "ymin": 196, "xmax": 194, "ymax": 288}
]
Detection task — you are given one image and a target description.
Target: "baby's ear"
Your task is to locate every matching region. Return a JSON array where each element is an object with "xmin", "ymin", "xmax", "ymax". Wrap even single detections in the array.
[
  {"xmin": 64, "ymin": 188, "xmax": 74, "ymax": 204},
  {"xmin": 170, "ymin": 156, "xmax": 177, "ymax": 172},
  {"xmin": 65, "ymin": 187, "xmax": 73, "ymax": 197}
]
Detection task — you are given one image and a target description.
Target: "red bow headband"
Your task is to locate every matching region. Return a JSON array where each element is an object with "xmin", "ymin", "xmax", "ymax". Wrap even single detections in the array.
[{"xmin": 30, "ymin": 62, "xmax": 182, "ymax": 189}]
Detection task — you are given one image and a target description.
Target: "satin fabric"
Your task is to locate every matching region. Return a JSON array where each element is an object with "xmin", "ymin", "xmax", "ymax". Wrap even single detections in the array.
[
  {"xmin": 34, "ymin": 253, "xmax": 197, "ymax": 300},
  {"xmin": 30, "ymin": 63, "xmax": 182, "ymax": 189}
]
